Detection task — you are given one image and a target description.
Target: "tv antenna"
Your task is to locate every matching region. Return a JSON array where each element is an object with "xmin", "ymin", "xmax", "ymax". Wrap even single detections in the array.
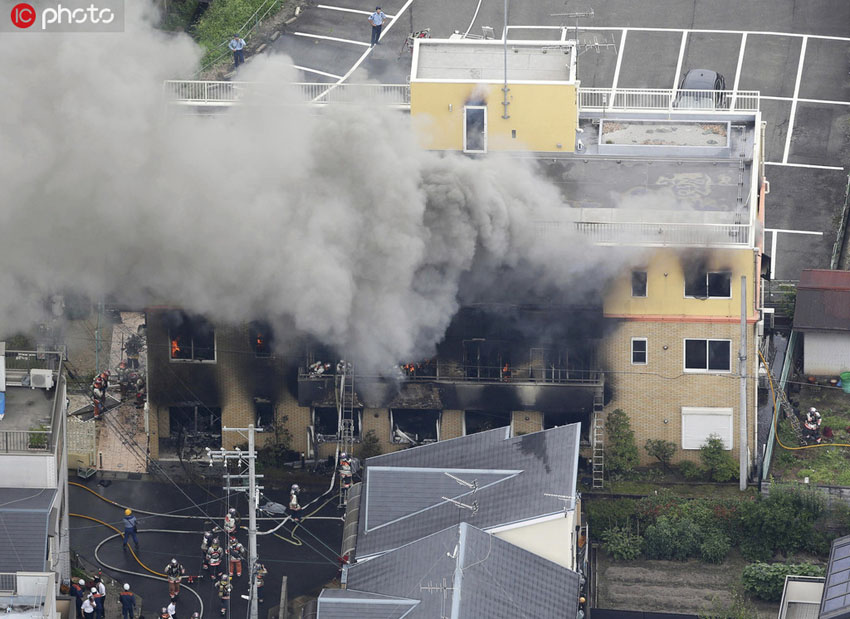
[{"xmin": 444, "ymin": 471, "xmax": 478, "ymax": 491}]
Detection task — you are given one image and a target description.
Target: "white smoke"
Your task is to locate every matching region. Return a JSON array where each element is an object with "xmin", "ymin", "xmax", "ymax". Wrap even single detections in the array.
[{"xmin": 0, "ymin": 1, "xmax": 633, "ymax": 370}]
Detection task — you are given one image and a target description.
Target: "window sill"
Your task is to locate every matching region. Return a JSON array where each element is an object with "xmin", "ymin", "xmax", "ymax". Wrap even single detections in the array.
[{"xmin": 169, "ymin": 359, "xmax": 217, "ymax": 364}]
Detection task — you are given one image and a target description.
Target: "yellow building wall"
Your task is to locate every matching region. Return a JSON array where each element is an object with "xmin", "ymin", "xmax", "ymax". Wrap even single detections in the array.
[
  {"xmin": 410, "ymin": 82, "xmax": 577, "ymax": 153},
  {"xmin": 492, "ymin": 511, "xmax": 576, "ymax": 569},
  {"xmin": 603, "ymin": 248, "xmax": 758, "ymax": 318}
]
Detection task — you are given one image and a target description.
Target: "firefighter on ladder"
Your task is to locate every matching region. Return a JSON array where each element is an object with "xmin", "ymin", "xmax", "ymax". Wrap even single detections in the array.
[
  {"xmin": 217, "ymin": 575, "xmax": 232, "ymax": 616},
  {"xmin": 164, "ymin": 558, "xmax": 185, "ymax": 599},
  {"xmin": 339, "ymin": 453, "xmax": 353, "ymax": 490}
]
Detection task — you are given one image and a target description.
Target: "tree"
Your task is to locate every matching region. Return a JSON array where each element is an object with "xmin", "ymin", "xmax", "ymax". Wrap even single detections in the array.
[
  {"xmin": 645, "ymin": 439, "xmax": 677, "ymax": 470},
  {"xmin": 699, "ymin": 435, "xmax": 738, "ymax": 482},
  {"xmin": 358, "ymin": 430, "xmax": 382, "ymax": 461},
  {"xmin": 605, "ymin": 409, "xmax": 639, "ymax": 479}
]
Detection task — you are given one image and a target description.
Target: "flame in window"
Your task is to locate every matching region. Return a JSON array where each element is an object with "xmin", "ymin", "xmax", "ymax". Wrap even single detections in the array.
[{"xmin": 171, "ymin": 339, "xmax": 180, "ymax": 358}]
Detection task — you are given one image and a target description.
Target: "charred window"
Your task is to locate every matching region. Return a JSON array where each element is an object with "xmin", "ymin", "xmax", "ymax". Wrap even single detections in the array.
[
  {"xmin": 463, "ymin": 340, "xmax": 508, "ymax": 380},
  {"xmin": 390, "ymin": 409, "xmax": 440, "ymax": 444},
  {"xmin": 168, "ymin": 313, "xmax": 216, "ymax": 362},
  {"xmin": 313, "ymin": 407, "xmax": 361, "ymax": 442},
  {"xmin": 631, "ymin": 338, "xmax": 647, "ymax": 365},
  {"xmin": 169, "ymin": 406, "xmax": 222, "ymax": 436},
  {"xmin": 254, "ymin": 397, "xmax": 274, "ymax": 428},
  {"xmin": 685, "ymin": 271, "xmax": 731, "ymax": 298},
  {"xmin": 464, "ymin": 410, "xmax": 510, "ymax": 435},
  {"xmin": 631, "ymin": 271, "xmax": 648, "ymax": 297},
  {"xmin": 250, "ymin": 322, "xmax": 274, "ymax": 358},
  {"xmin": 684, "ymin": 339, "xmax": 731, "ymax": 372}
]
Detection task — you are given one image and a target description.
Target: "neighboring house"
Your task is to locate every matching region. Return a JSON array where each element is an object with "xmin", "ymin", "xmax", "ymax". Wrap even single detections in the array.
[
  {"xmin": 309, "ymin": 522, "xmax": 581, "ymax": 619},
  {"xmin": 0, "ymin": 343, "xmax": 70, "ymax": 615},
  {"xmin": 777, "ymin": 534, "xmax": 850, "ymax": 619},
  {"xmin": 344, "ymin": 424, "xmax": 583, "ymax": 571},
  {"xmin": 792, "ymin": 269, "xmax": 850, "ymax": 376}
]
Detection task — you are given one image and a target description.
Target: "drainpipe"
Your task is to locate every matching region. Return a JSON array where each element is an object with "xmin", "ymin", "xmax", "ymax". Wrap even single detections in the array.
[
  {"xmin": 739, "ymin": 276, "xmax": 748, "ymax": 491},
  {"xmin": 501, "ymin": 0, "xmax": 510, "ymax": 119}
]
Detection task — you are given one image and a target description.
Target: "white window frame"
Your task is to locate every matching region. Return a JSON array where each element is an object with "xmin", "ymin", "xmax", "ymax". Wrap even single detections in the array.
[
  {"xmin": 684, "ymin": 271, "xmax": 732, "ymax": 299},
  {"xmin": 630, "ymin": 337, "xmax": 648, "ymax": 365},
  {"xmin": 631, "ymin": 270, "xmax": 648, "ymax": 298},
  {"xmin": 683, "ymin": 338, "xmax": 732, "ymax": 373},
  {"xmin": 463, "ymin": 105, "xmax": 487, "ymax": 153},
  {"xmin": 681, "ymin": 407, "xmax": 733, "ymax": 450}
]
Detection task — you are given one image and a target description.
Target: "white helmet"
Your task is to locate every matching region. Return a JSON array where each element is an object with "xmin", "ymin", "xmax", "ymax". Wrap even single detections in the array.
[
  {"xmin": 171, "ymin": 558, "xmax": 177, "ymax": 565},
  {"xmin": 91, "ymin": 588, "xmax": 98, "ymax": 594},
  {"xmin": 290, "ymin": 484, "xmax": 300, "ymax": 493},
  {"xmin": 228, "ymin": 508, "xmax": 237, "ymax": 516},
  {"xmin": 810, "ymin": 407, "xmax": 818, "ymax": 413},
  {"xmin": 123, "ymin": 584, "xmax": 130, "ymax": 591},
  {"xmin": 78, "ymin": 579, "xmax": 85, "ymax": 586}
]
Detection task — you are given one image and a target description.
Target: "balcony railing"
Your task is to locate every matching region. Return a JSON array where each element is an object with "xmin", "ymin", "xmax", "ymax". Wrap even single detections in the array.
[
  {"xmin": 571, "ymin": 221, "xmax": 751, "ymax": 246},
  {"xmin": 300, "ymin": 364, "xmax": 603, "ymax": 385},
  {"xmin": 0, "ymin": 430, "xmax": 53, "ymax": 453},
  {"xmin": 163, "ymin": 81, "xmax": 411, "ymax": 106},
  {"xmin": 578, "ymin": 88, "xmax": 759, "ymax": 112}
]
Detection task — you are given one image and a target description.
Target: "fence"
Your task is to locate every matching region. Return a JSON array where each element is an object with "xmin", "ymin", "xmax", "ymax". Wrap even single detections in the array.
[
  {"xmin": 0, "ymin": 430, "xmax": 53, "ymax": 453},
  {"xmin": 163, "ymin": 81, "xmax": 411, "ymax": 106},
  {"xmin": 300, "ymin": 365, "xmax": 603, "ymax": 385},
  {"xmin": 572, "ymin": 221, "xmax": 751, "ymax": 246},
  {"xmin": 578, "ymin": 88, "xmax": 759, "ymax": 112},
  {"xmin": 0, "ymin": 574, "xmax": 15, "ymax": 593}
]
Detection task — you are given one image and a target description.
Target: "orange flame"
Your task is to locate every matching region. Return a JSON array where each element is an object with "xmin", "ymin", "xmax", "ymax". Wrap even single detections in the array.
[{"xmin": 171, "ymin": 339, "xmax": 180, "ymax": 357}]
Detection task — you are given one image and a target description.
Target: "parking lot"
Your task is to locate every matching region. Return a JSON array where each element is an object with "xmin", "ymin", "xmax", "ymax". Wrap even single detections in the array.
[{"xmin": 270, "ymin": 0, "xmax": 850, "ymax": 278}]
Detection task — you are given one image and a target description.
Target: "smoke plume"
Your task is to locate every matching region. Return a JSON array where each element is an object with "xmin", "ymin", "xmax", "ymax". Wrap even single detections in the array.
[{"xmin": 0, "ymin": 2, "xmax": 631, "ymax": 370}]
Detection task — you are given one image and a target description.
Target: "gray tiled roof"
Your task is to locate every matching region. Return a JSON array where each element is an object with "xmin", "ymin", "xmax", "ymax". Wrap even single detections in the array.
[
  {"xmin": 821, "ymin": 535, "xmax": 850, "ymax": 619},
  {"xmin": 0, "ymin": 487, "xmax": 56, "ymax": 572},
  {"xmin": 338, "ymin": 522, "xmax": 581, "ymax": 619},
  {"xmin": 355, "ymin": 424, "xmax": 580, "ymax": 559},
  {"xmin": 316, "ymin": 589, "xmax": 419, "ymax": 619}
]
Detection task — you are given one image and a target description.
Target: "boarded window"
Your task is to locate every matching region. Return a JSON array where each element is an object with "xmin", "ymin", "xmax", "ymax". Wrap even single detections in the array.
[{"xmin": 681, "ymin": 407, "xmax": 733, "ymax": 450}]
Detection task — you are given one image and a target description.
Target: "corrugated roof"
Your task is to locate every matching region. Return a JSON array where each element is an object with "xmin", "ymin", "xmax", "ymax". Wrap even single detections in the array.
[
  {"xmin": 820, "ymin": 535, "xmax": 850, "ymax": 619},
  {"xmin": 316, "ymin": 589, "xmax": 419, "ymax": 619},
  {"xmin": 794, "ymin": 289, "xmax": 850, "ymax": 332},
  {"xmin": 338, "ymin": 522, "xmax": 580, "ymax": 619},
  {"xmin": 355, "ymin": 424, "xmax": 580, "ymax": 559},
  {"xmin": 0, "ymin": 487, "xmax": 56, "ymax": 572},
  {"xmin": 799, "ymin": 270, "xmax": 850, "ymax": 291}
]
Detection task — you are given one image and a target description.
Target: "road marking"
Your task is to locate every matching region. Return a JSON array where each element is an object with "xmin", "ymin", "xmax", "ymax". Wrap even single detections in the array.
[
  {"xmin": 783, "ymin": 35, "xmax": 808, "ymax": 164},
  {"xmin": 579, "ymin": 25, "xmax": 850, "ymax": 42},
  {"xmin": 609, "ymin": 28, "xmax": 628, "ymax": 110},
  {"xmin": 765, "ymin": 161, "xmax": 845, "ymax": 171},
  {"xmin": 730, "ymin": 32, "xmax": 748, "ymax": 110},
  {"xmin": 765, "ymin": 228, "xmax": 826, "ymax": 235},
  {"xmin": 766, "ymin": 227, "xmax": 825, "ymax": 279},
  {"xmin": 463, "ymin": 0, "xmax": 484, "ymax": 38},
  {"xmin": 672, "ymin": 30, "xmax": 688, "ymax": 90},
  {"xmin": 292, "ymin": 32, "xmax": 371, "ymax": 47},
  {"xmin": 316, "ymin": 5, "xmax": 395, "ymax": 18},
  {"xmin": 291, "ymin": 65, "xmax": 343, "ymax": 79},
  {"xmin": 761, "ymin": 95, "xmax": 850, "ymax": 106}
]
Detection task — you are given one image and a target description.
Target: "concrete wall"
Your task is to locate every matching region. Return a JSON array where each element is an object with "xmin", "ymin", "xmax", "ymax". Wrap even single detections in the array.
[
  {"xmin": 492, "ymin": 510, "xmax": 576, "ymax": 569},
  {"xmin": 2, "ymin": 453, "xmax": 57, "ymax": 487},
  {"xmin": 803, "ymin": 331, "xmax": 850, "ymax": 376}
]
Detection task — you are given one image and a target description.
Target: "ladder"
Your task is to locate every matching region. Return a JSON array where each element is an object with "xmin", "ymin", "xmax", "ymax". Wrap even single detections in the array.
[
  {"xmin": 592, "ymin": 389, "xmax": 605, "ymax": 489},
  {"xmin": 336, "ymin": 362, "xmax": 355, "ymax": 507},
  {"xmin": 774, "ymin": 379, "xmax": 803, "ymax": 443}
]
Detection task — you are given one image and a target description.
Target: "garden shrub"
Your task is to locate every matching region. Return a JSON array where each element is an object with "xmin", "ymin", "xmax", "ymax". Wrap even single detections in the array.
[
  {"xmin": 645, "ymin": 439, "xmax": 677, "ymax": 469},
  {"xmin": 600, "ymin": 526, "xmax": 642, "ymax": 560},
  {"xmin": 700, "ymin": 532, "xmax": 731, "ymax": 564},
  {"xmin": 643, "ymin": 516, "xmax": 701, "ymax": 561},
  {"xmin": 585, "ymin": 499, "xmax": 637, "ymax": 535},
  {"xmin": 700, "ymin": 435, "xmax": 738, "ymax": 482},
  {"xmin": 635, "ymin": 489, "xmax": 688, "ymax": 525},
  {"xmin": 605, "ymin": 409, "xmax": 639, "ymax": 479},
  {"xmin": 742, "ymin": 562, "xmax": 825, "ymax": 602},
  {"xmin": 678, "ymin": 460, "xmax": 703, "ymax": 481}
]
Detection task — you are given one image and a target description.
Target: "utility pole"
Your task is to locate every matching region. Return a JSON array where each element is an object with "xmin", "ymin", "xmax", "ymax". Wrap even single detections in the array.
[
  {"xmin": 207, "ymin": 425, "xmax": 263, "ymax": 619},
  {"xmin": 739, "ymin": 276, "xmax": 748, "ymax": 491}
]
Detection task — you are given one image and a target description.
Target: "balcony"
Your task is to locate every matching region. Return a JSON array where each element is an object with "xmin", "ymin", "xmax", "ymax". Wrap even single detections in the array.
[{"xmin": 578, "ymin": 88, "xmax": 759, "ymax": 112}]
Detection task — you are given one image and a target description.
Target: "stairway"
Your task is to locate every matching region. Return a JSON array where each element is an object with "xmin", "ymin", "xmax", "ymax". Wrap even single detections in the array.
[{"xmin": 592, "ymin": 389, "xmax": 605, "ymax": 489}]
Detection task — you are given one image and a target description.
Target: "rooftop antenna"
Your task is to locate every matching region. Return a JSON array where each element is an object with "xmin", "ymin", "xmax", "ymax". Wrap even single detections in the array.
[
  {"xmin": 421, "ymin": 578, "xmax": 454, "ymax": 619},
  {"xmin": 444, "ymin": 472, "xmax": 478, "ymax": 491},
  {"xmin": 442, "ymin": 496, "xmax": 479, "ymax": 515},
  {"xmin": 543, "ymin": 492, "xmax": 581, "ymax": 513}
]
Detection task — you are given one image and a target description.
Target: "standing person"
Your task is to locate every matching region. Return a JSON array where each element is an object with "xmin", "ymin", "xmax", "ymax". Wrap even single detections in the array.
[
  {"xmin": 164, "ymin": 558, "xmax": 185, "ymax": 599},
  {"xmin": 207, "ymin": 538, "xmax": 224, "ymax": 579},
  {"xmin": 71, "ymin": 579, "xmax": 85, "ymax": 619},
  {"xmin": 81, "ymin": 594, "xmax": 95, "ymax": 619},
  {"xmin": 119, "ymin": 584, "xmax": 136, "ymax": 619},
  {"xmin": 159, "ymin": 608, "xmax": 170, "ymax": 619},
  {"xmin": 367, "ymin": 7, "xmax": 387, "ymax": 46},
  {"xmin": 92, "ymin": 581, "xmax": 105, "ymax": 619},
  {"xmin": 200, "ymin": 531, "xmax": 213, "ymax": 578},
  {"xmin": 223, "ymin": 508, "xmax": 238, "ymax": 536},
  {"xmin": 167, "ymin": 599, "xmax": 177, "ymax": 619},
  {"xmin": 254, "ymin": 562, "xmax": 267, "ymax": 604},
  {"xmin": 227, "ymin": 536, "xmax": 245, "ymax": 577},
  {"xmin": 288, "ymin": 485, "xmax": 302, "ymax": 523},
  {"xmin": 217, "ymin": 575, "xmax": 232, "ymax": 616},
  {"xmin": 228, "ymin": 35, "xmax": 246, "ymax": 68},
  {"xmin": 122, "ymin": 509, "xmax": 140, "ymax": 551}
]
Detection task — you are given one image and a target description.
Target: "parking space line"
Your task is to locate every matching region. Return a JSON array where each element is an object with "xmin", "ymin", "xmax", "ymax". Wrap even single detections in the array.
[
  {"xmin": 731, "ymin": 32, "xmax": 747, "ymax": 110},
  {"xmin": 609, "ymin": 28, "xmax": 627, "ymax": 110},
  {"xmin": 672, "ymin": 31, "xmax": 688, "ymax": 90},
  {"xmin": 765, "ymin": 227, "xmax": 825, "ymax": 279},
  {"xmin": 292, "ymin": 65, "xmax": 343, "ymax": 79},
  {"xmin": 761, "ymin": 95, "xmax": 850, "ymax": 106},
  {"xmin": 579, "ymin": 25, "xmax": 850, "ymax": 43},
  {"xmin": 766, "ymin": 162, "xmax": 845, "ymax": 171},
  {"xmin": 316, "ymin": 5, "xmax": 395, "ymax": 18},
  {"xmin": 292, "ymin": 32, "xmax": 371, "ymax": 47},
  {"xmin": 782, "ymin": 35, "xmax": 808, "ymax": 164}
]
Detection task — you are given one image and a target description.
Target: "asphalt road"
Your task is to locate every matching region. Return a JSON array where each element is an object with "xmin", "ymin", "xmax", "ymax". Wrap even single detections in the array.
[{"xmin": 69, "ymin": 476, "xmax": 342, "ymax": 618}]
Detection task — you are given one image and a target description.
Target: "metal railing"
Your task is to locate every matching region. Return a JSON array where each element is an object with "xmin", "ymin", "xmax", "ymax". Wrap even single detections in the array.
[
  {"xmin": 163, "ymin": 81, "xmax": 411, "ymax": 106},
  {"xmin": 578, "ymin": 88, "xmax": 759, "ymax": 112},
  {"xmin": 300, "ymin": 365, "xmax": 603, "ymax": 385},
  {"xmin": 572, "ymin": 221, "xmax": 751, "ymax": 246},
  {"xmin": 0, "ymin": 430, "xmax": 53, "ymax": 453},
  {"xmin": 0, "ymin": 574, "xmax": 15, "ymax": 594}
]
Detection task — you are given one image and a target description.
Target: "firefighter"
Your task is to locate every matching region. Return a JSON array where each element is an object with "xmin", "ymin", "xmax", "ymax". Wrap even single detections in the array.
[
  {"xmin": 71, "ymin": 579, "xmax": 85, "ymax": 619},
  {"xmin": 339, "ymin": 454, "xmax": 352, "ymax": 490},
  {"xmin": 117, "ymin": 361, "xmax": 130, "ymax": 399},
  {"xmin": 134, "ymin": 375, "xmax": 146, "ymax": 409},
  {"xmin": 159, "ymin": 608, "xmax": 170, "ymax": 619},
  {"xmin": 228, "ymin": 535, "xmax": 245, "ymax": 577},
  {"xmin": 289, "ymin": 484, "xmax": 302, "ymax": 523},
  {"xmin": 200, "ymin": 531, "xmax": 214, "ymax": 577},
  {"xmin": 122, "ymin": 508, "xmax": 140, "ymax": 551},
  {"xmin": 92, "ymin": 578, "xmax": 106, "ymax": 619},
  {"xmin": 217, "ymin": 575, "xmax": 232, "ymax": 616},
  {"xmin": 92, "ymin": 377, "xmax": 104, "ymax": 419},
  {"xmin": 164, "ymin": 558, "xmax": 185, "ymax": 599},
  {"xmin": 99, "ymin": 370, "xmax": 111, "ymax": 396},
  {"xmin": 223, "ymin": 508, "xmax": 238, "ymax": 536},
  {"xmin": 125, "ymin": 334, "xmax": 142, "ymax": 369},
  {"xmin": 207, "ymin": 538, "xmax": 224, "ymax": 578},
  {"xmin": 119, "ymin": 584, "xmax": 135, "ymax": 619},
  {"xmin": 254, "ymin": 562, "xmax": 267, "ymax": 604},
  {"xmin": 805, "ymin": 407, "xmax": 823, "ymax": 444}
]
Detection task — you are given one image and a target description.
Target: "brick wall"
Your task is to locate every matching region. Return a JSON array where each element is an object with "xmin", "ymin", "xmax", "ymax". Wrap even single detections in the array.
[
  {"xmin": 512, "ymin": 411, "xmax": 544, "ymax": 435},
  {"xmin": 441, "ymin": 410, "xmax": 464, "ymax": 439},
  {"xmin": 600, "ymin": 319, "xmax": 758, "ymax": 466}
]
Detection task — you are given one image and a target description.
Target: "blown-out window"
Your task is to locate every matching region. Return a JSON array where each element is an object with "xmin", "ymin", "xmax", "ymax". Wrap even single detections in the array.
[
  {"xmin": 685, "ymin": 271, "xmax": 731, "ymax": 298},
  {"xmin": 463, "ymin": 106, "xmax": 487, "ymax": 153},
  {"xmin": 169, "ymin": 314, "xmax": 215, "ymax": 362}
]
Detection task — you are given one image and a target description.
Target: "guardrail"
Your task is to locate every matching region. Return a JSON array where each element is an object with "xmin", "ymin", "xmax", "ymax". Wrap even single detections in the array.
[
  {"xmin": 572, "ymin": 221, "xmax": 751, "ymax": 246},
  {"xmin": 0, "ymin": 573, "xmax": 15, "ymax": 594},
  {"xmin": 578, "ymin": 88, "xmax": 759, "ymax": 112},
  {"xmin": 299, "ymin": 365, "xmax": 603, "ymax": 385},
  {"xmin": 163, "ymin": 81, "xmax": 411, "ymax": 106},
  {"xmin": 0, "ymin": 430, "xmax": 53, "ymax": 453}
]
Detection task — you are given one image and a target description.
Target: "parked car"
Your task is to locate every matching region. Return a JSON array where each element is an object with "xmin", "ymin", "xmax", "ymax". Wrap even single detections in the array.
[{"xmin": 674, "ymin": 69, "xmax": 728, "ymax": 109}]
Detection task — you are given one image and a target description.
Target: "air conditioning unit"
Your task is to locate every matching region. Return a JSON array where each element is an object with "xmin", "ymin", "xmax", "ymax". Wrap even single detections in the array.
[{"xmin": 30, "ymin": 369, "xmax": 54, "ymax": 390}]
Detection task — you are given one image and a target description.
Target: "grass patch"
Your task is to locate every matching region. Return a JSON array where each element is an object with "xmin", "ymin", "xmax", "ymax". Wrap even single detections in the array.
[
  {"xmin": 159, "ymin": 0, "xmax": 200, "ymax": 32},
  {"xmin": 194, "ymin": 0, "xmax": 281, "ymax": 65}
]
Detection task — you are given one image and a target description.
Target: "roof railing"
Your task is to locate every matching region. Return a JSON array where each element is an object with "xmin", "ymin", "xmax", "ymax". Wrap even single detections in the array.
[{"xmin": 578, "ymin": 88, "xmax": 759, "ymax": 112}]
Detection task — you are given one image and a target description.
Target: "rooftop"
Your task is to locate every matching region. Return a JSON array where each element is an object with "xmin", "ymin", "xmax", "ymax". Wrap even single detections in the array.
[
  {"xmin": 0, "ymin": 488, "xmax": 56, "ymax": 572},
  {"xmin": 794, "ymin": 270, "xmax": 850, "ymax": 332},
  {"xmin": 821, "ymin": 535, "xmax": 850, "ymax": 619},
  {"xmin": 353, "ymin": 424, "xmax": 580, "ymax": 560},
  {"xmin": 1, "ymin": 387, "xmax": 55, "ymax": 433},
  {"xmin": 412, "ymin": 39, "xmax": 576, "ymax": 83}
]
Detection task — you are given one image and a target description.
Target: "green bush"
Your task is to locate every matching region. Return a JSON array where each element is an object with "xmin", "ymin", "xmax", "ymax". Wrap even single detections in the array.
[
  {"xmin": 643, "ymin": 516, "xmax": 700, "ymax": 561},
  {"xmin": 700, "ymin": 435, "xmax": 738, "ymax": 482},
  {"xmin": 645, "ymin": 439, "xmax": 677, "ymax": 469},
  {"xmin": 600, "ymin": 526, "xmax": 642, "ymax": 560},
  {"xmin": 605, "ymin": 409, "xmax": 639, "ymax": 479},
  {"xmin": 585, "ymin": 499, "xmax": 637, "ymax": 535},
  {"xmin": 679, "ymin": 460, "xmax": 703, "ymax": 481},
  {"xmin": 739, "ymin": 484, "xmax": 827, "ymax": 559},
  {"xmin": 194, "ymin": 0, "xmax": 279, "ymax": 64},
  {"xmin": 700, "ymin": 532, "xmax": 731, "ymax": 564},
  {"xmin": 699, "ymin": 586, "xmax": 758, "ymax": 619},
  {"xmin": 357, "ymin": 430, "xmax": 383, "ymax": 460},
  {"xmin": 742, "ymin": 562, "xmax": 825, "ymax": 602}
]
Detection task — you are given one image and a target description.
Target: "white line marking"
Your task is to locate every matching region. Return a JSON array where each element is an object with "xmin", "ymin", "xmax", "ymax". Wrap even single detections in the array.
[
  {"xmin": 291, "ymin": 65, "xmax": 343, "ymax": 79},
  {"xmin": 731, "ymin": 32, "xmax": 747, "ymax": 110},
  {"xmin": 761, "ymin": 95, "xmax": 850, "ymax": 106},
  {"xmin": 316, "ymin": 5, "xmax": 395, "ymax": 18},
  {"xmin": 292, "ymin": 32, "xmax": 371, "ymax": 47},
  {"xmin": 764, "ymin": 227, "xmax": 825, "ymax": 235},
  {"xmin": 782, "ymin": 35, "xmax": 808, "ymax": 164},
  {"xmin": 463, "ymin": 0, "xmax": 484, "ymax": 38},
  {"xmin": 609, "ymin": 28, "xmax": 628, "ymax": 110},
  {"xmin": 672, "ymin": 30, "xmax": 688, "ymax": 90},
  {"xmin": 765, "ymin": 161, "xmax": 844, "ymax": 171},
  {"xmin": 578, "ymin": 25, "xmax": 850, "ymax": 42},
  {"xmin": 770, "ymin": 230, "xmax": 778, "ymax": 279}
]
